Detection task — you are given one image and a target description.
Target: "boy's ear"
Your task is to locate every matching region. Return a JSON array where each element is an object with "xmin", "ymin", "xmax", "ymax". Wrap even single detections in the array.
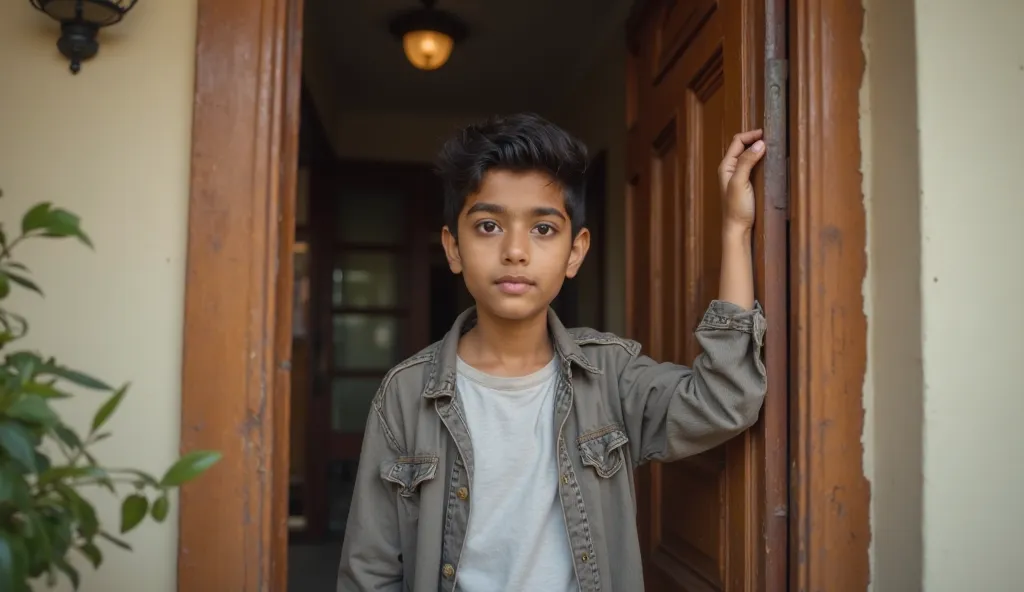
[
  {"xmin": 565, "ymin": 227, "xmax": 591, "ymax": 279},
  {"xmin": 441, "ymin": 226, "xmax": 463, "ymax": 274}
]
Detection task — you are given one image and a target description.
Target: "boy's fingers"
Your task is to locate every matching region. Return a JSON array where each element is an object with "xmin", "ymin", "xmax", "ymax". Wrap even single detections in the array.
[
  {"xmin": 724, "ymin": 129, "xmax": 764, "ymax": 160},
  {"xmin": 730, "ymin": 141, "xmax": 766, "ymax": 183}
]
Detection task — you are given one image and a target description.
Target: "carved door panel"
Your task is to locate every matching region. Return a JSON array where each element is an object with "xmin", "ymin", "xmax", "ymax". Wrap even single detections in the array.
[{"xmin": 625, "ymin": 0, "xmax": 788, "ymax": 589}]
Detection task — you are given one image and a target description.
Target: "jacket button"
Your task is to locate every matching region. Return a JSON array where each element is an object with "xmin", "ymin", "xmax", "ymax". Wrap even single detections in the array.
[
  {"xmin": 581, "ymin": 552, "xmax": 590, "ymax": 563},
  {"xmin": 457, "ymin": 487, "xmax": 469, "ymax": 500},
  {"xmin": 442, "ymin": 563, "xmax": 455, "ymax": 578},
  {"xmin": 561, "ymin": 474, "xmax": 569, "ymax": 484}
]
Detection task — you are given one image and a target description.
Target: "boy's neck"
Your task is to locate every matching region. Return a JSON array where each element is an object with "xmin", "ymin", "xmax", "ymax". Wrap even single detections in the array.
[{"xmin": 458, "ymin": 306, "xmax": 554, "ymax": 377}]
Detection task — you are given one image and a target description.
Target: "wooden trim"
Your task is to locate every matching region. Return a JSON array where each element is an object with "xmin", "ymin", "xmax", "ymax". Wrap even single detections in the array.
[
  {"xmin": 178, "ymin": 0, "xmax": 302, "ymax": 589},
  {"xmin": 789, "ymin": 0, "xmax": 871, "ymax": 590},
  {"xmin": 753, "ymin": 0, "xmax": 790, "ymax": 588},
  {"xmin": 273, "ymin": 3, "xmax": 305, "ymax": 590}
]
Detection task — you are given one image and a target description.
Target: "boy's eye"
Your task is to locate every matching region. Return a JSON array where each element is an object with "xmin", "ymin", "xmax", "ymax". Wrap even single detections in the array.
[
  {"xmin": 479, "ymin": 221, "xmax": 499, "ymax": 233},
  {"xmin": 535, "ymin": 223, "xmax": 555, "ymax": 236}
]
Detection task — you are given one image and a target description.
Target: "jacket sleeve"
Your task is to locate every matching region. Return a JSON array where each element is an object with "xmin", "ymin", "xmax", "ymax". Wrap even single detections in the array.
[
  {"xmin": 337, "ymin": 395, "xmax": 404, "ymax": 591},
  {"xmin": 618, "ymin": 300, "xmax": 767, "ymax": 463}
]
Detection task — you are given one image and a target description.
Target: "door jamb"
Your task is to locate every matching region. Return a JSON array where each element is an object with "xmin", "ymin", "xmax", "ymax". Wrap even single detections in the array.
[
  {"xmin": 177, "ymin": 0, "xmax": 303, "ymax": 590},
  {"xmin": 789, "ymin": 1, "xmax": 872, "ymax": 589},
  {"xmin": 177, "ymin": 0, "xmax": 870, "ymax": 590}
]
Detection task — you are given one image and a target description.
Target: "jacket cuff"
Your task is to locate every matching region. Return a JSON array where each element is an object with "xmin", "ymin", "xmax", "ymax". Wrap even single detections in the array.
[{"xmin": 698, "ymin": 300, "xmax": 766, "ymax": 341}]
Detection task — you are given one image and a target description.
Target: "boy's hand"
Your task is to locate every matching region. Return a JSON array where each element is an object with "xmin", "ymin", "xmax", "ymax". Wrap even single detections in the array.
[{"xmin": 718, "ymin": 129, "xmax": 766, "ymax": 232}]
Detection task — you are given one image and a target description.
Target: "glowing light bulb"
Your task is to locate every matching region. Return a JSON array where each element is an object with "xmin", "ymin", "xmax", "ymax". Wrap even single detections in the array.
[{"xmin": 402, "ymin": 30, "xmax": 454, "ymax": 70}]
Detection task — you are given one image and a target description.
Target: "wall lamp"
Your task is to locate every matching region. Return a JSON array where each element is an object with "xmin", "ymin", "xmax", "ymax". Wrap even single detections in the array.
[{"xmin": 30, "ymin": 0, "xmax": 138, "ymax": 74}]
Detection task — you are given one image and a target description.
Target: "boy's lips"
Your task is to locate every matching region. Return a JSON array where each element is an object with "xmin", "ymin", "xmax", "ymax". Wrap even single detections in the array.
[{"xmin": 494, "ymin": 275, "xmax": 535, "ymax": 295}]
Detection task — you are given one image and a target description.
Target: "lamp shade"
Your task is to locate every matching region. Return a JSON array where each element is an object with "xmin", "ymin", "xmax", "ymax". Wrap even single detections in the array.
[
  {"xmin": 388, "ymin": 1, "xmax": 467, "ymax": 72},
  {"xmin": 31, "ymin": 0, "xmax": 136, "ymax": 26},
  {"xmin": 402, "ymin": 30, "xmax": 454, "ymax": 70}
]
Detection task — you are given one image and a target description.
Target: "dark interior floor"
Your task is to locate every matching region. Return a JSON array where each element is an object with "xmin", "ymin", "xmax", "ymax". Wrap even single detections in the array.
[
  {"xmin": 288, "ymin": 461, "xmax": 356, "ymax": 590},
  {"xmin": 289, "ymin": 543, "xmax": 342, "ymax": 591}
]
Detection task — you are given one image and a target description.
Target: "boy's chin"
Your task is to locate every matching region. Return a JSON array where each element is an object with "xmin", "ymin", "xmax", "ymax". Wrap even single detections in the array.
[{"xmin": 478, "ymin": 297, "xmax": 551, "ymax": 322}]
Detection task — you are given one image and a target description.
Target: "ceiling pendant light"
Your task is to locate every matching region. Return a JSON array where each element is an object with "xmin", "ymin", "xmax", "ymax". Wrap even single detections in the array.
[{"xmin": 388, "ymin": 0, "xmax": 468, "ymax": 71}]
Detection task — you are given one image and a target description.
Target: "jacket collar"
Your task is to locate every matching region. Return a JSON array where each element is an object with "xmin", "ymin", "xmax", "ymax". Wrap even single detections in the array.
[{"xmin": 422, "ymin": 306, "xmax": 602, "ymax": 399}]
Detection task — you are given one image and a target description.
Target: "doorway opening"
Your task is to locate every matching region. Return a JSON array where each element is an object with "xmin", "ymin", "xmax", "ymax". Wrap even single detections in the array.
[
  {"xmin": 180, "ymin": 0, "xmax": 873, "ymax": 589},
  {"xmin": 284, "ymin": 1, "xmax": 627, "ymax": 588}
]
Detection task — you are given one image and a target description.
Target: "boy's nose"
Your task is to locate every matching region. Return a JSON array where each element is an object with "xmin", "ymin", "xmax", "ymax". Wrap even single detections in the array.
[{"xmin": 502, "ymin": 232, "xmax": 530, "ymax": 265}]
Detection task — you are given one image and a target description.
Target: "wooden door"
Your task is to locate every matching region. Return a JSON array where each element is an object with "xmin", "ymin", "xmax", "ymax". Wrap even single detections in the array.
[
  {"xmin": 625, "ymin": 0, "xmax": 788, "ymax": 590},
  {"xmin": 303, "ymin": 162, "xmax": 441, "ymax": 540}
]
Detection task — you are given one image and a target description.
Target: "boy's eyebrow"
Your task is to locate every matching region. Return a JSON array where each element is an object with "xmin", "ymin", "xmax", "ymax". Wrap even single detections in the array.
[{"xmin": 466, "ymin": 202, "xmax": 567, "ymax": 221}]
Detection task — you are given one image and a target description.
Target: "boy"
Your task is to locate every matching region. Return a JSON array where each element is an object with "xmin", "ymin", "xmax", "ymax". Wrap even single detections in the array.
[{"xmin": 337, "ymin": 113, "xmax": 767, "ymax": 592}]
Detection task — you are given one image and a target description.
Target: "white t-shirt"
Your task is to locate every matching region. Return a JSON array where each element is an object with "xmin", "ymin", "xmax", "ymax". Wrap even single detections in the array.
[{"xmin": 454, "ymin": 356, "xmax": 578, "ymax": 592}]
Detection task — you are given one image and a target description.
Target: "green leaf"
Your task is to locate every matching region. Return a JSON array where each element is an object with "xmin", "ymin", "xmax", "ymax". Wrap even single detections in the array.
[
  {"xmin": 0, "ymin": 530, "xmax": 29, "ymax": 592},
  {"xmin": 53, "ymin": 555, "xmax": 80, "ymax": 590},
  {"xmin": 21, "ymin": 203, "xmax": 52, "ymax": 234},
  {"xmin": 4, "ymin": 271, "xmax": 42, "ymax": 297},
  {"xmin": 7, "ymin": 350, "xmax": 40, "ymax": 386},
  {"xmin": 44, "ymin": 364, "xmax": 111, "ymax": 391},
  {"xmin": 151, "ymin": 494, "xmax": 170, "ymax": 522},
  {"xmin": 76, "ymin": 542, "xmax": 103, "ymax": 569},
  {"xmin": 34, "ymin": 451, "xmax": 51, "ymax": 473},
  {"xmin": 97, "ymin": 531, "xmax": 132, "ymax": 551},
  {"xmin": 23, "ymin": 510, "xmax": 53, "ymax": 579},
  {"xmin": 54, "ymin": 483, "xmax": 99, "ymax": 539},
  {"xmin": 120, "ymin": 494, "xmax": 148, "ymax": 534},
  {"xmin": 51, "ymin": 423, "xmax": 83, "ymax": 450},
  {"xmin": 6, "ymin": 395, "xmax": 59, "ymax": 427},
  {"xmin": 0, "ymin": 464, "xmax": 31, "ymax": 509},
  {"xmin": 0, "ymin": 420, "xmax": 38, "ymax": 471},
  {"xmin": 44, "ymin": 209, "xmax": 81, "ymax": 236},
  {"xmin": 23, "ymin": 381, "xmax": 71, "ymax": 399},
  {"xmin": 160, "ymin": 450, "xmax": 222, "ymax": 487},
  {"xmin": 90, "ymin": 384, "xmax": 128, "ymax": 434},
  {"xmin": 38, "ymin": 465, "xmax": 109, "ymax": 487},
  {"xmin": 0, "ymin": 274, "xmax": 9, "ymax": 300}
]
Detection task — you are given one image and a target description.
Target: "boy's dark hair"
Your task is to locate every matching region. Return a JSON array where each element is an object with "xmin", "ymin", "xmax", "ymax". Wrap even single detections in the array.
[{"xmin": 434, "ymin": 112, "xmax": 589, "ymax": 240}]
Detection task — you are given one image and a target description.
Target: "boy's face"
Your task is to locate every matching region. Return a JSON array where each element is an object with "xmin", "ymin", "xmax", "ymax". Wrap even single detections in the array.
[{"xmin": 441, "ymin": 169, "xmax": 590, "ymax": 322}]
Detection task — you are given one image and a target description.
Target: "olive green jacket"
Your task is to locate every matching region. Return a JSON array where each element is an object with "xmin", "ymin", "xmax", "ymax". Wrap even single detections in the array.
[{"xmin": 338, "ymin": 300, "xmax": 767, "ymax": 591}]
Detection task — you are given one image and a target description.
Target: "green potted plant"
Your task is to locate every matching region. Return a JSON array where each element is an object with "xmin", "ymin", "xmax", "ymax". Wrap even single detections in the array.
[{"xmin": 0, "ymin": 191, "xmax": 221, "ymax": 591}]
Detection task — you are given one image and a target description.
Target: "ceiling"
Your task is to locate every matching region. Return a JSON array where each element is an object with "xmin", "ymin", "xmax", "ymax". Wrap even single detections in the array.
[{"xmin": 303, "ymin": 0, "xmax": 634, "ymax": 115}]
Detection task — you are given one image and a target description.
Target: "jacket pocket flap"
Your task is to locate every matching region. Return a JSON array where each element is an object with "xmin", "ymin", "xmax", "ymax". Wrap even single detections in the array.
[
  {"xmin": 577, "ymin": 426, "xmax": 629, "ymax": 478},
  {"xmin": 380, "ymin": 455, "xmax": 439, "ymax": 497}
]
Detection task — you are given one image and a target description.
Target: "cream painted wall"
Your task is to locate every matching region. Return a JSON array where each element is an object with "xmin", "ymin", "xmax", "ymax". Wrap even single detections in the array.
[
  {"xmin": 0, "ymin": 1, "xmax": 196, "ymax": 591},
  {"xmin": 915, "ymin": 1, "xmax": 1024, "ymax": 588},
  {"xmin": 862, "ymin": 0, "xmax": 1024, "ymax": 589}
]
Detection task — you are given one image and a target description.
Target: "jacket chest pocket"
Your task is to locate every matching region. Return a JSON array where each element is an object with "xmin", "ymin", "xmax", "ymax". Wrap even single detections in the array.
[
  {"xmin": 380, "ymin": 455, "xmax": 439, "ymax": 498},
  {"xmin": 577, "ymin": 425, "xmax": 630, "ymax": 479}
]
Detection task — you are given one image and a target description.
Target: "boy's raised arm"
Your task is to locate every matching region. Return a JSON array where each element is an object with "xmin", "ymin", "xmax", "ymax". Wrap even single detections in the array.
[
  {"xmin": 617, "ymin": 130, "xmax": 768, "ymax": 463},
  {"xmin": 337, "ymin": 399, "xmax": 404, "ymax": 591}
]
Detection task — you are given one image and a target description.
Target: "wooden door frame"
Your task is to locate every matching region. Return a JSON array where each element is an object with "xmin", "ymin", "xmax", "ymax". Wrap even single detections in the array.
[{"xmin": 177, "ymin": 0, "xmax": 869, "ymax": 590}]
